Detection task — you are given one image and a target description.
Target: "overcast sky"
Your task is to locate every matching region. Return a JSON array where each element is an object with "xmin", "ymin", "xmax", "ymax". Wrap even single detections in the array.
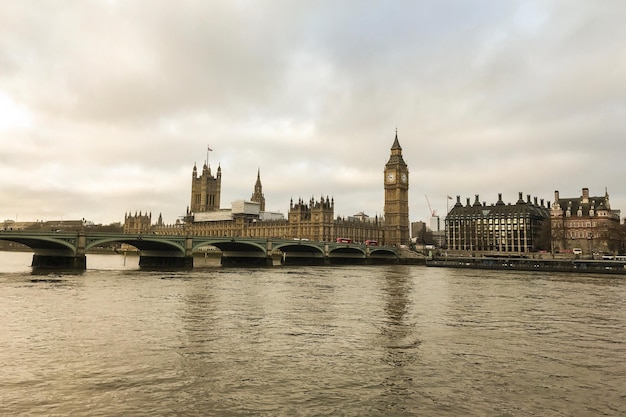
[{"xmin": 1, "ymin": 0, "xmax": 625, "ymax": 226}]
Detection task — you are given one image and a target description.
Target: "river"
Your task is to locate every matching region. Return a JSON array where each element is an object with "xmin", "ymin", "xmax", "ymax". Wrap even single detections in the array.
[{"xmin": 0, "ymin": 251, "xmax": 624, "ymax": 416}]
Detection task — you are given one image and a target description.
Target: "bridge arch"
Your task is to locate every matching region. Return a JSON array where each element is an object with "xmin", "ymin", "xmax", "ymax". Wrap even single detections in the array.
[
  {"xmin": 191, "ymin": 238, "xmax": 268, "ymax": 254},
  {"xmin": 272, "ymin": 241, "xmax": 326, "ymax": 265},
  {"xmin": 272, "ymin": 242, "xmax": 326, "ymax": 256},
  {"xmin": 192, "ymin": 237, "xmax": 271, "ymax": 266},
  {"xmin": 0, "ymin": 232, "xmax": 84, "ymax": 268},
  {"xmin": 368, "ymin": 247, "xmax": 398, "ymax": 257},
  {"xmin": 328, "ymin": 246, "xmax": 367, "ymax": 256},
  {"xmin": 0, "ymin": 234, "xmax": 78, "ymax": 254},
  {"xmin": 85, "ymin": 235, "xmax": 187, "ymax": 254}
]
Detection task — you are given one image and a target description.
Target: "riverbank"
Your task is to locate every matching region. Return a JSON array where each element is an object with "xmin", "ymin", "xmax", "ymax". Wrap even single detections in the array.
[{"xmin": 427, "ymin": 256, "xmax": 626, "ymax": 275}]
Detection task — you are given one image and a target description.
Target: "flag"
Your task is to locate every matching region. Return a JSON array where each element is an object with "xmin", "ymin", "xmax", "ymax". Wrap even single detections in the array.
[
  {"xmin": 208, "ymin": 146, "xmax": 213, "ymax": 151},
  {"xmin": 447, "ymin": 195, "xmax": 453, "ymax": 200}
]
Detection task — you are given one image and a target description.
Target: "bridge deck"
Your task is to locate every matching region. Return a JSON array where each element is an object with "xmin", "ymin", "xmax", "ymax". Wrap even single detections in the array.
[{"xmin": 0, "ymin": 231, "xmax": 399, "ymax": 269}]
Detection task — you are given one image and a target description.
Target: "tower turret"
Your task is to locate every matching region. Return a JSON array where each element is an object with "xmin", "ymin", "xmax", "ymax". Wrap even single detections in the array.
[
  {"xmin": 250, "ymin": 168, "xmax": 266, "ymax": 211},
  {"xmin": 190, "ymin": 152, "xmax": 221, "ymax": 213}
]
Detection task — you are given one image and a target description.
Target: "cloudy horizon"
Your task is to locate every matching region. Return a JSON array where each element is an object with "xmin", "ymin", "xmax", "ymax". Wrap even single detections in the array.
[{"xmin": 1, "ymin": 1, "xmax": 625, "ymax": 226}]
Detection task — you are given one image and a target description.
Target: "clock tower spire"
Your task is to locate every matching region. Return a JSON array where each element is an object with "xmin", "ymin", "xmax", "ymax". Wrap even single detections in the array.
[
  {"xmin": 251, "ymin": 168, "xmax": 266, "ymax": 211},
  {"xmin": 384, "ymin": 130, "xmax": 410, "ymax": 247}
]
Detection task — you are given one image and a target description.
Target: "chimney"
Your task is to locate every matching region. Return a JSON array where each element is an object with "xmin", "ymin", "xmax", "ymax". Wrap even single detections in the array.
[
  {"xmin": 582, "ymin": 187, "xmax": 589, "ymax": 203},
  {"xmin": 554, "ymin": 190, "xmax": 560, "ymax": 202}
]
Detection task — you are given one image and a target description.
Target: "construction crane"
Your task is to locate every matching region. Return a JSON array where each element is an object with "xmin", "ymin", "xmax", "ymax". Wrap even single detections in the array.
[{"xmin": 425, "ymin": 195, "xmax": 437, "ymax": 217}]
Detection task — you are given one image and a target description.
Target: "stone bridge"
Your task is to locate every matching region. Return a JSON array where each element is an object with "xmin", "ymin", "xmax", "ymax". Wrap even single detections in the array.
[{"xmin": 0, "ymin": 231, "xmax": 399, "ymax": 269}]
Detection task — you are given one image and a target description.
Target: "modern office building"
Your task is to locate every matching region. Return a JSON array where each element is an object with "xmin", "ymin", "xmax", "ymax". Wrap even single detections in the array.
[{"xmin": 446, "ymin": 193, "xmax": 550, "ymax": 253}]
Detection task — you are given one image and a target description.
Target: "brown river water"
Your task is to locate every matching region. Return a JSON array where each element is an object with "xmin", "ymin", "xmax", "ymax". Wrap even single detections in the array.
[{"xmin": 0, "ymin": 251, "xmax": 624, "ymax": 416}]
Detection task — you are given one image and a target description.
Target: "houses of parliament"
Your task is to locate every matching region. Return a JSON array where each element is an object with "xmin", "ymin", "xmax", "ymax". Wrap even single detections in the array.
[{"xmin": 124, "ymin": 133, "xmax": 411, "ymax": 247}]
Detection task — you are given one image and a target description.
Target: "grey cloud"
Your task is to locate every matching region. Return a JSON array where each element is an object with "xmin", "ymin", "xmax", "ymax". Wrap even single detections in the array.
[{"xmin": 1, "ymin": 0, "xmax": 625, "ymax": 225}]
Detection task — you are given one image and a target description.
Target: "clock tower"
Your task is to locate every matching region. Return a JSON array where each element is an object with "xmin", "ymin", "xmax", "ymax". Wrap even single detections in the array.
[{"xmin": 384, "ymin": 131, "xmax": 410, "ymax": 246}]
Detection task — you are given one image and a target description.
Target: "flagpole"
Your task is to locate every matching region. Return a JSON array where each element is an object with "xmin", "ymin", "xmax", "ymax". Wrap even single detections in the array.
[{"xmin": 206, "ymin": 145, "xmax": 214, "ymax": 166}]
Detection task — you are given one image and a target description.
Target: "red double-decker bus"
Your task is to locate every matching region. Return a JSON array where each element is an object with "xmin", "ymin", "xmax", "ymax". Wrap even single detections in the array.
[
  {"xmin": 365, "ymin": 240, "xmax": 378, "ymax": 246},
  {"xmin": 336, "ymin": 237, "xmax": 352, "ymax": 243}
]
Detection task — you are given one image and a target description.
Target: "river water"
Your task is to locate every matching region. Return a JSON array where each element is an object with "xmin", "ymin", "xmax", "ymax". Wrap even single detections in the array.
[{"xmin": 0, "ymin": 251, "xmax": 624, "ymax": 416}]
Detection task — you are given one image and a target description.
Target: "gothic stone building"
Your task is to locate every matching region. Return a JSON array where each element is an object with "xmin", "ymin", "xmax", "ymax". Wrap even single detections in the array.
[
  {"xmin": 190, "ymin": 162, "xmax": 221, "ymax": 213},
  {"xmin": 123, "ymin": 212, "xmax": 164, "ymax": 234},
  {"xmin": 550, "ymin": 187, "xmax": 621, "ymax": 255},
  {"xmin": 446, "ymin": 193, "xmax": 550, "ymax": 253},
  {"xmin": 126, "ymin": 134, "xmax": 411, "ymax": 246}
]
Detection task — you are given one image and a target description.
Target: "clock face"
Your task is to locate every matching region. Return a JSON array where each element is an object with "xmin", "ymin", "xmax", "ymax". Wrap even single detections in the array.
[
  {"xmin": 386, "ymin": 172, "xmax": 395, "ymax": 183},
  {"xmin": 401, "ymin": 173, "xmax": 407, "ymax": 183}
]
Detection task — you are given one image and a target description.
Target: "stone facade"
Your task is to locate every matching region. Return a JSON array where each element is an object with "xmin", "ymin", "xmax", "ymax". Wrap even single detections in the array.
[
  {"xmin": 126, "ymin": 135, "xmax": 407, "ymax": 245},
  {"xmin": 190, "ymin": 163, "xmax": 221, "ymax": 213},
  {"xmin": 550, "ymin": 188, "xmax": 621, "ymax": 255},
  {"xmin": 124, "ymin": 211, "xmax": 153, "ymax": 234},
  {"xmin": 151, "ymin": 194, "xmax": 386, "ymax": 244},
  {"xmin": 383, "ymin": 132, "xmax": 410, "ymax": 246}
]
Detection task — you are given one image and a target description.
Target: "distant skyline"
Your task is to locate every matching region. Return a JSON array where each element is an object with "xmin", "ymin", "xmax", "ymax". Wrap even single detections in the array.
[{"xmin": 1, "ymin": 1, "xmax": 625, "ymax": 225}]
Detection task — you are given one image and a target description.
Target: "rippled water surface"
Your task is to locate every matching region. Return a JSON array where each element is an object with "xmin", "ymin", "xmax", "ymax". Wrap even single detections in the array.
[{"xmin": 0, "ymin": 252, "xmax": 624, "ymax": 416}]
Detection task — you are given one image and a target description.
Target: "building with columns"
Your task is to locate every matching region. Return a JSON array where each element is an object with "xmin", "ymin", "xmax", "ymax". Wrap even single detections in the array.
[{"xmin": 446, "ymin": 193, "xmax": 550, "ymax": 253}]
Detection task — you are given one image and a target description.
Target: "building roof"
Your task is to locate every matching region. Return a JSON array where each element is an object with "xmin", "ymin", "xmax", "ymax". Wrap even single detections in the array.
[
  {"xmin": 556, "ymin": 196, "xmax": 609, "ymax": 216},
  {"xmin": 448, "ymin": 193, "xmax": 550, "ymax": 219}
]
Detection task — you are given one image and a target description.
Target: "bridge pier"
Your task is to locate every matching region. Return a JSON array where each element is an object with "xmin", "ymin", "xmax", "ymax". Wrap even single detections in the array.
[
  {"xmin": 369, "ymin": 257, "xmax": 399, "ymax": 265},
  {"xmin": 328, "ymin": 257, "xmax": 367, "ymax": 265},
  {"xmin": 281, "ymin": 254, "xmax": 327, "ymax": 266},
  {"xmin": 139, "ymin": 255, "xmax": 193, "ymax": 269},
  {"xmin": 221, "ymin": 252, "xmax": 273, "ymax": 267},
  {"xmin": 282, "ymin": 258, "xmax": 327, "ymax": 266},
  {"xmin": 32, "ymin": 254, "xmax": 87, "ymax": 270},
  {"xmin": 221, "ymin": 257, "xmax": 273, "ymax": 267}
]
